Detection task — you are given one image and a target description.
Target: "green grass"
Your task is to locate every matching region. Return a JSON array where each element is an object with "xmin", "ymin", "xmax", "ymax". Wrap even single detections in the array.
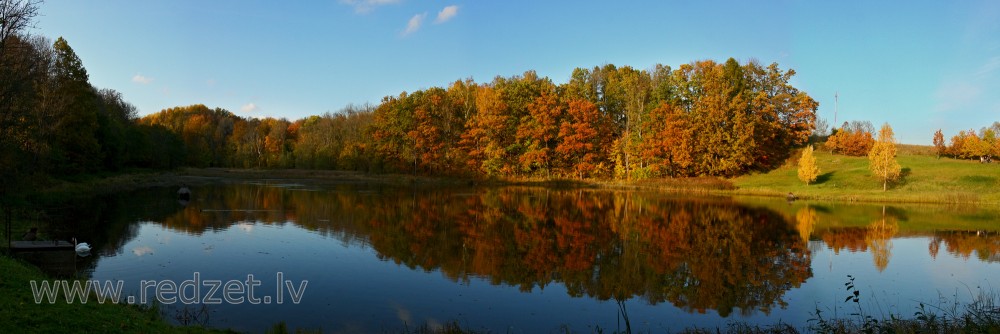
[
  {"xmin": 730, "ymin": 149, "xmax": 1000, "ymax": 204},
  {"xmin": 0, "ymin": 256, "xmax": 229, "ymax": 334}
]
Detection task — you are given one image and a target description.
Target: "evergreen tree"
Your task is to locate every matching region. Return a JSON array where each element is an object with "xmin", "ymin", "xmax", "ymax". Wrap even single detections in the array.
[{"xmin": 48, "ymin": 37, "xmax": 102, "ymax": 174}]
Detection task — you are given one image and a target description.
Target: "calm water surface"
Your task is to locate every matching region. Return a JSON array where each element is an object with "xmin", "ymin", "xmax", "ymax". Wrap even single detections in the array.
[{"xmin": 43, "ymin": 183, "xmax": 1000, "ymax": 333}]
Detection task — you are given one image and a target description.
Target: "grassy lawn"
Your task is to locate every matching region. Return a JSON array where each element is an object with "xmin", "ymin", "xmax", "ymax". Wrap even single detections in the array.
[
  {"xmin": 0, "ymin": 256, "xmax": 229, "ymax": 334},
  {"xmin": 730, "ymin": 149, "xmax": 1000, "ymax": 204}
]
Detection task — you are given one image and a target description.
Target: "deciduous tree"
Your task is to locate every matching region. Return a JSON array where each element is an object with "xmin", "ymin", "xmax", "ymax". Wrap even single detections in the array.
[
  {"xmin": 932, "ymin": 129, "xmax": 945, "ymax": 159},
  {"xmin": 827, "ymin": 121, "xmax": 874, "ymax": 156},
  {"xmin": 557, "ymin": 99, "xmax": 607, "ymax": 179},
  {"xmin": 797, "ymin": 145, "xmax": 820, "ymax": 185},
  {"xmin": 868, "ymin": 123, "xmax": 901, "ymax": 191},
  {"xmin": 458, "ymin": 85, "xmax": 509, "ymax": 176},
  {"xmin": 640, "ymin": 102, "xmax": 692, "ymax": 177},
  {"xmin": 516, "ymin": 89, "xmax": 562, "ymax": 176}
]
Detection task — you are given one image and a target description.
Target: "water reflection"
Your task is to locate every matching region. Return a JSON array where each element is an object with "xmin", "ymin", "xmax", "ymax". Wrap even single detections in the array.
[
  {"xmin": 930, "ymin": 231, "xmax": 1000, "ymax": 262},
  {"xmin": 23, "ymin": 187, "xmax": 190, "ymax": 276},
  {"xmin": 31, "ymin": 184, "xmax": 1000, "ymax": 331},
  {"xmin": 108, "ymin": 185, "xmax": 813, "ymax": 317},
  {"xmin": 808, "ymin": 206, "xmax": 906, "ymax": 272},
  {"xmin": 866, "ymin": 207, "xmax": 899, "ymax": 272}
]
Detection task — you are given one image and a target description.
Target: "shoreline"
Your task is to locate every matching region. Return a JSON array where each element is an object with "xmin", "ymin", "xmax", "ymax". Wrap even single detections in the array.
[{"xmin": 28, "ymin": 166, "xmax": 996, "ymax": 207}]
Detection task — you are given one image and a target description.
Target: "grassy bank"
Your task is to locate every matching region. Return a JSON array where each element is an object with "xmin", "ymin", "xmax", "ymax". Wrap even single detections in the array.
[
  {"xmin": 727, "ymin": 149, "xmax": 1000, "ymax": 204},
  {"xmin": 0, "ymin": 256, "xmax": 227, "ymax": 333}
]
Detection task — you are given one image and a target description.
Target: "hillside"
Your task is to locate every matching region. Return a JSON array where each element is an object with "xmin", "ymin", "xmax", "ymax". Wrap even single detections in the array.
[{"xmin": 731, "ymin": 147, "xmax": 1000, "ymax": 204}]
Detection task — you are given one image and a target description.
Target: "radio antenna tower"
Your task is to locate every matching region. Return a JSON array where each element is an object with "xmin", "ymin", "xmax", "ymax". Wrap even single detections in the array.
[{"xmin": 834, "ymin": 91, "xmax": 839, "ymax": 126}]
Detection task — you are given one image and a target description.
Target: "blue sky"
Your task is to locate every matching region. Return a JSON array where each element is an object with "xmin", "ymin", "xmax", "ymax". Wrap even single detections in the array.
[{"xmin": 34, "ymin": 0, "xmax": 1000, "ymax": 144}]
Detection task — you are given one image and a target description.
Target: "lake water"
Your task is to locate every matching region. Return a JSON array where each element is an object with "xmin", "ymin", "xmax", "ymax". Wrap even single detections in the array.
[{"xmin": 39, "ymin": 183, "xmax": 1000, "ymax": 333}]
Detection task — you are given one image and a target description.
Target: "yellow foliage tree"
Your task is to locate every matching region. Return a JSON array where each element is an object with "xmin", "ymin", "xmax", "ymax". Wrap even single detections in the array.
[
  {"xmin": 866, "ymin": 206, "xmax": 898, "ymax": 272},
  {"xmin": 868, "ymin": 123, "xmax": 901, "ymax": 191},
  {"xmin": 797, "ymin": 145, "xmax": 820, "ymax": 185},
  {"xmin": 795, "ymin": 207, "xmax": 817, "ymax": 242}
]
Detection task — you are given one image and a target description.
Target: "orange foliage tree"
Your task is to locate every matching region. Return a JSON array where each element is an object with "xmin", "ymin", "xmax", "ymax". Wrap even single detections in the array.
[
  {"xmin": 932, "ymin": 129, "xmax": 946, "ymax": 158},
  {"xmin": 556, "ymin": 99, "xmax": 610, "ymax": 179},
  {"xmin": 826, "ymin": 121, "xmax": 874, "ymax": 156},
  {"xmin": 640, "ymin": 102, "xmax": 692, "ymax": 177},
  {"xmin": 458, "ymin": 85, "xmax": 509, "ymax": 176},
  {"xmin": 516, "ymin": 89, "xmax": 563, "ymax": 176}
]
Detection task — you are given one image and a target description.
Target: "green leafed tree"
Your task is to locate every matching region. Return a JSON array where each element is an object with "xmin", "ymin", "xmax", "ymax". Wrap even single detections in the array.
[
  {"xmin": 47, "ymin": 37, "xmax": 103, "ymax": 174},
  {"xmin": 797, "ymin": 145, "xmax": 820, "ymax": 185},
  {"xmin": 868, "ymin": 123, "xmax": 901, "ymax": 191}
]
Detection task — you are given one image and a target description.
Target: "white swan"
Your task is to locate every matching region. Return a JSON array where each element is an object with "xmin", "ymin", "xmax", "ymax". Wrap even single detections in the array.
[{"xmin": 72, "ymin": 238, "xmax": 91, "ymax": 256}]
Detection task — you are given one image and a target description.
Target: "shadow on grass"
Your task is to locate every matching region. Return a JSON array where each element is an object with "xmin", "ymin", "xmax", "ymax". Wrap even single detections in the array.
[
  {"xmin": 891, "ymin": 167, "xmax": 912, "ymax": 189},
  {"xmin": 814, "ymin": 171, "xmax": 835, "ymax": 185}
]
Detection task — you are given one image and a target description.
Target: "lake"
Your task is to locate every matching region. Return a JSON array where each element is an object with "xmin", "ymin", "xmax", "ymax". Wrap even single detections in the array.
[{"xmin": 36, "ymin": 182, "xmax": 1000, "ymax": 333}]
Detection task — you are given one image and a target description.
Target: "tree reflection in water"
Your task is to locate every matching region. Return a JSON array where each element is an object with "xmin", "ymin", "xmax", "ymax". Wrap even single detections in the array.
[
  {"xmin": 866, "ymin": 206, "xmax": 899, "ymax": 272},
  {"xmin": 930, "ymin": 231, "xmax": 1000, "ymax": 262},
  {"xmin": 37, "ymin": 184, "xmax": 1000, "ymax": 329},
  {"xmin": 146, "ymin": 185, "xmax": 813, "ymax": 317}
]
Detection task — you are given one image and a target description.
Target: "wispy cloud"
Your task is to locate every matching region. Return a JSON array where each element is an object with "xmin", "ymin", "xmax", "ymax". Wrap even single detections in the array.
[
  {"xmin": 340, "ymin": 0, "xmax": 400, "ymax": 14},
  {"xmin": 933, "ymin": 81, "xmax": 982, "ymax": 113},
  {"xmin": 435, "ymin": 5, "xmax": 458, "ymax": 24},
  {"xmin": 241, "ymin": 103, "xmax": 259, "ymax": 113},
  {"xmin": 976, "ymin": 56, "xmax": 1000, "ymax": 77},
  {"xmin": 402, "ymin": 12, "xmax": 426, "ymax": 36},
  {"xmin": 391, "ymin": 302, "xmax": 412, "ymax": 324},
  {"xmin": 132, "ymin": 73, "xmax": 153, "ymax": 85}
]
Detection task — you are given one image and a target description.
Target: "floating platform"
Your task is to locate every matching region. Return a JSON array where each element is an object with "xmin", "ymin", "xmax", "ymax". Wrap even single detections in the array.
[
  {"xmin": 9, "ymin": 241, "xmax": 78, "ymax": 277},
  {"xmin": 10, "ymin": 240, "xmax": 74, "ymax": 251}
]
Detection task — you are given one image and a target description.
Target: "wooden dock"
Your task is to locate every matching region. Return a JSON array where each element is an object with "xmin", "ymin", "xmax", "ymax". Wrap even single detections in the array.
[
  {"xmin": 9, "ymin": 241, "xmax": 78, "ymax": 277},
  {"xmin": 10, "ymin": 240, "xmax": 74, "ymax": 251}
]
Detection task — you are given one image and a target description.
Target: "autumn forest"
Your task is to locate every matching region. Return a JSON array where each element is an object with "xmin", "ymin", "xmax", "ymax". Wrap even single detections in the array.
[{"xmin": 1, "ymin": 34, "xmax": 826, "ymax": 193}]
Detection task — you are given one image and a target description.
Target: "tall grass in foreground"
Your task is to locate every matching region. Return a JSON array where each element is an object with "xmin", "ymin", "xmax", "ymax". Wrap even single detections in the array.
[
  {"xmin": 377, "ymin": 276, "xmax": 1000, "ymax": 334},
  {"xmin": 686, "ymin": 276, "xmax": 1000, "ymax": 334},
  {"xmin": 801, "ymin": 276, "xmax": 1000, "ymax": 334}
]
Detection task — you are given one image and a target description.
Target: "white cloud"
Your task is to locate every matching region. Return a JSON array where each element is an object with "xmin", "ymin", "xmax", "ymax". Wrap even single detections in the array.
[
  {"xmin": 132, "ymin": 73, "xmax": 153, "ymax": 84},
  {"xmin": 435, "ymin": 5, "xmax": 458, "ymax": 24},
  {"xmin": 402, "ymin": 12, "xmax": 426, "ymax": 36},
  {"xmin": 132, "ymin": 246, "xmax": 154, "ymax": 257},
  {"xmin": 241, "ymin": 103, "xmax": 259, "ymax": 113},
  {"xmin": 340, "ymin": 0, "xmax": 400, "ymax": 14},
  {"xmin": 235, "ymin": 222, "xmax": 254, "ymax": 234}
]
